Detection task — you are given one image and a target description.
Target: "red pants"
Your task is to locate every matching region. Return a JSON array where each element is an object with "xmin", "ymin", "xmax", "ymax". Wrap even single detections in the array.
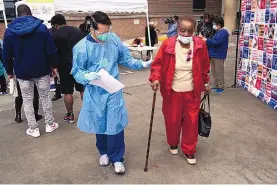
[{"xmin": 162, "ymin": 90, "xmax": 200, "ymax": 154}]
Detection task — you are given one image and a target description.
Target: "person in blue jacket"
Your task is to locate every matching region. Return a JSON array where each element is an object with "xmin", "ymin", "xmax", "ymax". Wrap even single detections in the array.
[
  {"xmin": 2, "ymin": 4, "xmax": 59, "ymax": 138},
  {"xmin": 200, "ymin": 16, "xmax": 229, "ymax": 94},
  {"xmin": 72, "ymin": 11, "xmax": 152, "ymax": 174},
  {"xmin": 166, "ymin": 15, "xmax": 179, "ymax": 37}
]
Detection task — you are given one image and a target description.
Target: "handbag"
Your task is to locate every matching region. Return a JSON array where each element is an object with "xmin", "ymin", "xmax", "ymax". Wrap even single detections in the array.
[{"xmin": 198, "ymin": 94, "xmax": 212, "ymax": 137}]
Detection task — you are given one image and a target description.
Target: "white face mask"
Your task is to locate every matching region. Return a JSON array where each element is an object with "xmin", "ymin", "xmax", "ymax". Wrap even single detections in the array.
[
  {"xmin": 177, "ymin": 35, "xmax": 193, "ymax": 44},
  {"xmin": 213, "ymin": 25, "xmax": 217, "ymax": 30}
]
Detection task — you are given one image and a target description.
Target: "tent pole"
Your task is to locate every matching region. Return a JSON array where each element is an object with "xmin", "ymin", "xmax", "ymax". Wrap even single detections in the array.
[
  {"xmin": 231, "ymin": 0, "xmax": 242, "ymax": 88},
  {"xmin": 146, "ymin": 2, "xmax": 152, "ymax": 60},
  {"xmin": 3, "ymin": 10, "xmax": 7, "ymax": 28}
]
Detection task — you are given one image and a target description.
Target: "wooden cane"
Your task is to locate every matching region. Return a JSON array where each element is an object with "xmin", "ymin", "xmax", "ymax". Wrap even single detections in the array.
[{"xmin": 144, "ymin": 91, "xmax": 157, "ymax": 172}]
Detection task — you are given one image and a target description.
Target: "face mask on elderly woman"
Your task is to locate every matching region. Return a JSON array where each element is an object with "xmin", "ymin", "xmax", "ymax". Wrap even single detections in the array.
[
  {"xmin": 177, "ymin": 21, "xmax": 195, "ymax": 44},
  {"xmin": 177, "ymin": 35, "xmax": 193, "ymax": 44}
]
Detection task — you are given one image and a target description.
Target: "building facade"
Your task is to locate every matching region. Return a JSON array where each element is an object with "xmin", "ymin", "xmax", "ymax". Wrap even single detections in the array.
[
  {"xmin": 0, "ymin": 0, "xmax": 223, "ymax": 40},
  {"xmin": 222, "ymin": 0, "xmax": 240, "ymax": 32}
]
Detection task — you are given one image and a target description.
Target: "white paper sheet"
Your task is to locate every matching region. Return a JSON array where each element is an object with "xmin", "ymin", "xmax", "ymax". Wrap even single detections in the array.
[{"xmin": 89, "ymin": 69, "xmax": 125, "ymax": 94}]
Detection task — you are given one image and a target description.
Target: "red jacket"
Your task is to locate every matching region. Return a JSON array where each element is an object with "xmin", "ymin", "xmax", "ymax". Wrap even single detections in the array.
[{"xmin": 149, "ymin": 36, "xmax": 210, "ymax": 100}]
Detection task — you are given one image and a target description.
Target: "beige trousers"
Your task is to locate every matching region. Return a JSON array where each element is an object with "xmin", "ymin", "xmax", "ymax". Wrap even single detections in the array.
[{"xmin": 210, "ymin": 58, "xmax": 225, "ymax": 89}]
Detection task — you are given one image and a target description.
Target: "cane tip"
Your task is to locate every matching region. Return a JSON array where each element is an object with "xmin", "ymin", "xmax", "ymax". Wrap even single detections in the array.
[{"xmin": 144, "ymin": 168, "xmax": 148, "ymax": 172}]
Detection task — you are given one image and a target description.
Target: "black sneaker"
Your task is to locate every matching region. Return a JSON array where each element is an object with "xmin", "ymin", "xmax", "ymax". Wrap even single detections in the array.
[
  {"xmin": 63, "ymin": 113, "xmax": 75, "ymax": 124},
  {"xmin": 51, "ymin": 94, "xmax": 62, "ymax": 101},
  {"xmin": 15, "ymin": 113, "xmax": 22, "ymax": 123},
  {"xmin": 35, "ymin": 114, "xmax": 43, "ymax": 121}
]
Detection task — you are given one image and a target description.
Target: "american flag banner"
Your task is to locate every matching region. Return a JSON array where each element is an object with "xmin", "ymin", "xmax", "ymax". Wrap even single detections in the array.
[
  {"xmin": 241, "ymin": 0, "xmax": 246, "ymax": 11},
  {"xmin": 271, "ymin": 0, "xmax": 277, "ymax": 8},
  {"xmin": 238, "ymin": 0, "xmax": 277, "ymax": 109}
]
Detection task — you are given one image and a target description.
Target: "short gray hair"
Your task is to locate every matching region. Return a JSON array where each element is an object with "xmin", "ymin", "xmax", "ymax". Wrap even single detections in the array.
[{"xmin": 17, "ymin": 4, "xmax": 32, "ymax": 17}]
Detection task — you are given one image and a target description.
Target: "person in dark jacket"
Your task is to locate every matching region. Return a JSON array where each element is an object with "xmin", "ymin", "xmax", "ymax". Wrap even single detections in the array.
[
  {"xmin": 3, "ymin": 4, "xmax": 59, "ymax": 138},
  {"xmin": 145, "ymin": 20, "xmax": 158, "ymax": 59},
  {"xmin": 196, "ymin": 16, "xmax": 204, "ymax": 35},
  {"xmin": 199, "ymin": 12, "xmax": 216, "ymax": 39},
  {"xmin": 48, "ymin": 27, "xmax": 62, "ymax": 101},
  {"xmin": 200, "ymin": 16, "xmax": 229, "ymax": 94},
  {"xmin": 51, "ymin": 14, "xmax": 85, "ymax": 124},
  {"xmin": 79, "ymin": 15, "xmax": 92, "ymax": 34},
  {"xmin": 1, "ymin": 35, "xmax": 42, "ymax": 121},
  {"xmin": 14, "ymin": 80, "xmax": 43, "ymax": 123}
]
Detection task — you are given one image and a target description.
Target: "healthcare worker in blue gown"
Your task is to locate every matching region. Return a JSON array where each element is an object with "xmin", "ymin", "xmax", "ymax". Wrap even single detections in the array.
[{"xmin": 71, "ymin": 11, "xmax": 152, "ymax": 174}]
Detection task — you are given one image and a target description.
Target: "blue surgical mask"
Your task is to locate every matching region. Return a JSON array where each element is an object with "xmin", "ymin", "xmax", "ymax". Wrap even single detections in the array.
[{"xmin": 177, "ymin": 35, "xmax": 193, "ymax": 44}]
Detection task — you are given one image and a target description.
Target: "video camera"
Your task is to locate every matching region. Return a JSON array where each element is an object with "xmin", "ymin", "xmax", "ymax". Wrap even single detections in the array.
[
  {"xmin": 164, "ymin": 17, "xmax": 175, "ymax": 24},
  {"xmin": 85, "ymin": 20, "xmax": 92, "ymax": 33}
]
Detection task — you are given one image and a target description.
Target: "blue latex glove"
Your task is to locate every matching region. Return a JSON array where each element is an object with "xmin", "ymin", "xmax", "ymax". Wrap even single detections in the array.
[
  {"xmin": 142, "ymin": 60, "xmax": 153, "ymax": 68},
  {"xmin": 84, "ymin": 72, "xmax": 101, "ymax": 81}
]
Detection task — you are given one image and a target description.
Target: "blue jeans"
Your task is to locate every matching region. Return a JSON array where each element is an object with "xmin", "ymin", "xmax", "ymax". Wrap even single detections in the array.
[{"xmin": 96, "ymin": 130, "xmax": 125, "ymax": 163}]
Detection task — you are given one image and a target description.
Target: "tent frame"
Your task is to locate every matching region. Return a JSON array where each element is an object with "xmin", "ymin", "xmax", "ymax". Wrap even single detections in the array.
[
  {"xmin": 231, "ymin": 0, "xmax": 242, "ymax": 88},
  {"xmin": 145, "ymin": 2, "xmax": 152, "ymax": 59},
  {"xmin": 1, "ymin": 10, "xmax": 7, "ymax": 28},
  {"xmin": 14, "ymin": 0, "xmax": 152, "ymax": 59},
  {"xmin": 54, "ymin": 0, "xmax": 152, "ymax": 59},
  {"xmin": 0, "ymin": 0, "xmax": 7, "ymax": 28}
]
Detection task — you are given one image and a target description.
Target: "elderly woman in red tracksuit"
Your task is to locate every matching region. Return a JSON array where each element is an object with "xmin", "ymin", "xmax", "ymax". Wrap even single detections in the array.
[{"xmin": 149, "ymin": 16, "xmax": 210, "ymax": 165}]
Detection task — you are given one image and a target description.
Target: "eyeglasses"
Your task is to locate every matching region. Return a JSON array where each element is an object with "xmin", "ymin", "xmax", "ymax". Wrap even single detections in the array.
[
  {"xmin": 186, "ymin": 49, "xmax": 192, "ymax": 62},
  {"xmin": 93, "ymin": 26, "xmax": 112, "ymax": 34}
]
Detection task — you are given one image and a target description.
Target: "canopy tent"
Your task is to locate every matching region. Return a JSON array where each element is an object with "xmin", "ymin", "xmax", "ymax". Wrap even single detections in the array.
[
  {"xmin": 54, "ymin": 0, "xmax": 148, "ymax": 13},
  {"xmin": 54, "ymin": 0, "xmax": 152, "ymax": 57},
  {"xmin": 14, "ymin": 0, "xmax": 152, "ymax": 57},
  {"xmin": 0, "ymin": 0, "xmax": 7, "ymax": 28}
]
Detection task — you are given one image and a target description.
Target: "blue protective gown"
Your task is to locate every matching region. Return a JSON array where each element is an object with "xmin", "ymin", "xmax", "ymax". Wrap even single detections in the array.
[{"xmin": 71, "ymin": 33, "xmax": 144, "ymax": 135}]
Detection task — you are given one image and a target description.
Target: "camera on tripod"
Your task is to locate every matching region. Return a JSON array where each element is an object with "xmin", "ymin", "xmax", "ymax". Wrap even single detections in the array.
[
  {"xmin": 86, "ymin": 20, "xmax": 91, "ymax": 33},
  {"xmin": 164, "ymin": 17, "xmax": 174, "ymax": 24}
]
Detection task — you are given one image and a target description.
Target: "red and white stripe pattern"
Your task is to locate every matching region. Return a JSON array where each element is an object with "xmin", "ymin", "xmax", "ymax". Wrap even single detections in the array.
[
  {"xmin": 241, "ymin": 0, "xmax": 247, "ymax": 11},
  {"xmin": 271, "ymin": 0, "xmax": 277, "ymax": 8},
  {"xmin": 266, "ymin": 39, "xmax": 274, "ymax": 53}
]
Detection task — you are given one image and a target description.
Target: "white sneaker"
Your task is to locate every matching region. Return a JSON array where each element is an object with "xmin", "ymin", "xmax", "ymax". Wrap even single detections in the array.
[
  {"xmin": 184, "ymin": 154, "xmax": 197, "ymax": 165},
  {"xmin": 113, "ymin": 162, "xmax": 125, "ymax": 174},
  {"xmin": 99, "ymin": 154, "xmax": 110, "ymax": 166},
  {"xmin": 169, "ymin": 147, "xmax": 179, "ymax": 155},
  {"xmin": 26, "ymin": 128, "xmax": 40, "ymax": 138},
  {"xmin": 45, "ymin": 122, "xmax": 59, "ymax": 133}
]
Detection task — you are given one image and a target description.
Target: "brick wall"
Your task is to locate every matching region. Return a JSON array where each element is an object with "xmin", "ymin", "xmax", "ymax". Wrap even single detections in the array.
[
  {"xmin": 148, "ymin": 0, "xmax": 222, "ymax": 16},
  {"xmin": 148, "ymin": 0, "xmax": 193, "ymax": 15},
  {"xmin": 205, "ymin": 0, "xmax": 223, "ymax": 14}
]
